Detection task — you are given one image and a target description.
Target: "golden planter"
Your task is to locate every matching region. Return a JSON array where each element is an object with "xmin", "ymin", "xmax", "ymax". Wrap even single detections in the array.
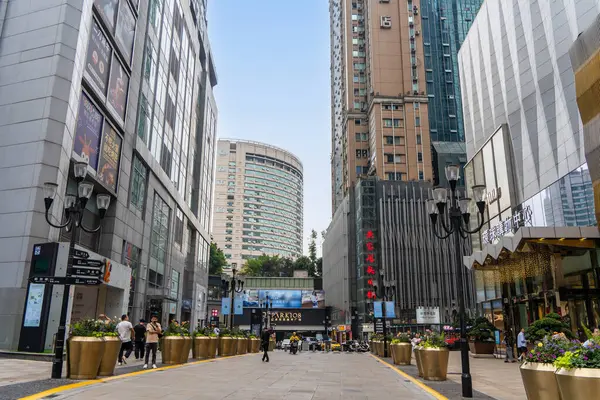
[
  {"xmin": 420, "ymin": 348, "xmax": 449, "ymax": 381},
  {"xmin": 97, "ymin": 336, "xmax": 121, "ymax": 376},
  {"xmin": 247, "ymin": 338, "xmax": 253, "ymax": 353},
  {"xmin": 469, "ymin": 341, "xmax": 496, "ymax": 355},
  {"xmin": 219, "ymin": 337, "xmax": 233, "ymax": 356},
  {"xmin": 269, "ymin": 340, "xmax": 275, "ymax": 351},
  {"xmin": 252, "ymin": 338, "xmax": 261, "ymax": 353},
  {"xmin": 392, "ymin": 343, "xmax": 412, "ymax": 365},
  {"xmin": 519, "ymin": 362, "xmax": 561, "ymax": 400},
  {"xmin": 180, "ymin": 336, "xmax": 192, "ymax": 363},
  {"xmin": 236, "ymin": 338, "xmax": 247, "ymax": 355},
  {"xmin": 555, "ymin": 368, "xmax": 600, "ymax": 400},
  {"xmin": 161, "ymin": 336, "xmax": 185, "ymax": 365},
  {"xmin": 193, "ymin": 336, "xmax": 210, "ymax": 359},
  {"xmin": 67, "ymin": 336, "xmax": 105, "ymax": 380},
  {"xmin": 231, "ymin": 338, "xmax": 238, "ymax": 355},
  {"xmin": 208, "ymin": 337, "xmax": 218, "ymax": 358},
  {"xmin": 415, "ymin": 348, "xmax": 424, "ymax": 377}
]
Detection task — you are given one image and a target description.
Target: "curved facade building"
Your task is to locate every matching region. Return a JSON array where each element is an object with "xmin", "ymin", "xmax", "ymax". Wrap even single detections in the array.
[{"xmin": 213, "ymin": 139, "xmax": 303, "ymax": 270}]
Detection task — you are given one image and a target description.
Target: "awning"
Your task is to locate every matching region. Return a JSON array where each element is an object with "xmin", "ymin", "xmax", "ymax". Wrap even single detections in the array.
[{"xmin": 463, "ymin": 226, "xmax": 600, "ymax": 270}]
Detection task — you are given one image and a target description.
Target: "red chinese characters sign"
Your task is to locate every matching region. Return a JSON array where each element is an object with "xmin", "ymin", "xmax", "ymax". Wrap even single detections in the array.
[{"xmin": 365, "ymin": 230, "xmax": 376, "ymax": 300}]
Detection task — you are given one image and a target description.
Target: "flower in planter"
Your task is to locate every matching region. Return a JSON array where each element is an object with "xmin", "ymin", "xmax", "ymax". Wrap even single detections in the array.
[
  {"xmin": 554, "ymin": 343, "xmax": 600, "ymax": 369},
  {"xmin": 525, "ymin": 334, "xmax": 579, "ymax": 365}
]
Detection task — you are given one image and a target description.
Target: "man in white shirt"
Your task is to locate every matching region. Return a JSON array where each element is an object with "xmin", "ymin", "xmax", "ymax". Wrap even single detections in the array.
[{"xmin": 116, "ymin": 314, "xmax": 134, "ymax": 365}]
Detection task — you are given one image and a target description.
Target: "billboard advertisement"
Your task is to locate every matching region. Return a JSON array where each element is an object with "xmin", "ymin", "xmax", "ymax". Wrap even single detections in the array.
[
  {"xmin": 74, "ymin": 94, "xmax": 103, "ymax": 169},
  {"xmin": 97, "ymin": 124, "xmax": 122, "ymax": 192},
  {"xmin": 107, "ymin": 55, "xmax": 129, "ymax": 122},
  {"xmin": 115, "ymin": 0, "xmax": 136, "ymax": 62},
  {"xmin": 241, "ymin": 290, "xmax": 325, "ymax": 309},
  {"xmin": 85, "ymin": 21, "xmax": 111, "ymax": 96},
  {"xmin": 94, "ymin": 0, "xmax": 118, "ymax": 33}
]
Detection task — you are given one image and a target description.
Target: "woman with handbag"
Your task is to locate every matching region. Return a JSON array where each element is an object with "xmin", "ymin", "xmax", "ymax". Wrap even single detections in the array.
[{"xmin": 144, "ymin": 314, "xmax": 162, "ymax": 369}]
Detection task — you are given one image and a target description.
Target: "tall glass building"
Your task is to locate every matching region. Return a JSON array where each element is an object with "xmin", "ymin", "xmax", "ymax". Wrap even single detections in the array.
[
  {"xmin": 213, "ymin": 139, "xmax": 303, "ymax": 272},
  {"xmin": 421, "ymin": 0, "xmax": 483, "ymax": 143}
]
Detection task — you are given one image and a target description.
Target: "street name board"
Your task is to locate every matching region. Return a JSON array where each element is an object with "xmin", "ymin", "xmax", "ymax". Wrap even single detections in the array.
[
  {"xmin": 72, "ymin": 258, "xmax": 103, "ymax": 267},
  {"xmin": 68, "ymin": 267, "xmax": 102, "ymax": 277},
  {"xmin": 375, "ymin": 319, "xmax": 384, "ymax": 334},
  {"xmin": 73, "ymin": 249, "xmax": 90, "ymax": 259},
  {"xmin": 29, "ymin": 276, "xmax": 101, "ymax": 286}
]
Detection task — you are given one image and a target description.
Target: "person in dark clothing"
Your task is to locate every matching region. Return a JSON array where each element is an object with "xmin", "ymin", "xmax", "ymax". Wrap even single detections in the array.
[
  {"xmin": 133, "ymin": 319, "xmax": 146, "ymax": 360},
  {"xmin": 261, "ymin": 328, "xmax": 271, "ymax": 362}
]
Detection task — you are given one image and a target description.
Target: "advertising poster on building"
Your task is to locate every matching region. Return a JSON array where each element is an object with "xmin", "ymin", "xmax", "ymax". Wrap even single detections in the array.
[
  {"xmin": 385, "ymin": 301, "xmax": 395, "ymax": 318},
  {"xmin": 85, "ymin": 21, "xmax": 111, "ymax": 96},
  {"xmin": 221, "ymin": 297, "xmax": 230, "ymax": 315},
  {"xmin": 94, "ymin": 0, "xmax": 118, "ymax": 33},
  {"xmin": 258, "ymin": 290, "xmax": 302, "ymax": 309},
  {"xmin": 301, "ymin": 290, "xmax": 325, "ymax": 308},
  {"xmin": 23, "ymin": 284, "xmax": 45, "ymax": 327},
  {"xmin": 242, "ymin": 290, "xmax": 259, "ymax": 307},
  {"xmin": 373, "ymin": 301, "xmax": 383, "ymax": 318},
  {"xmin": 97, "ymin": 124, "xmax": 122, "ymax": 192},
  {"xmin": 234, "ymin": 295, "xmax": 244, "ymax": 315},
  {"xmin": 115, "ymin": 1, "xmax": 135, "ymax": 62},
  {"xmin": 107, "ymin": 55, "xmax": 129, "ymax": 122},
  {"xmin": 74, "ymin": 94, "xmax": 103, "ymax": 169}
]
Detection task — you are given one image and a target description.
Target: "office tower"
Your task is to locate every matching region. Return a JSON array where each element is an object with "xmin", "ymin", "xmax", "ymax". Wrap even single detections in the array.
[
  {"xmin": 0, "ymin": 0, "xmax": 217, "ymax": 349},
  {"xmin": 330, "ymin": 0, "xmax": 433, "ymax": 213},
  {"xmin": 213, "ymin": 139, "xmax": 303, "ymax": 271}
]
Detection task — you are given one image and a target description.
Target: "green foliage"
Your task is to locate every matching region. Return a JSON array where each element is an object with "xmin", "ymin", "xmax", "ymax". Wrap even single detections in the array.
[
  {"xmin": 582, "ymin": 324, "xmax": 594, "ymax": 340},
  {"xmin": 525, "ymin": 334, "xmax": 580, "ymax": 364},
  {"xmin": 241, "ymin": 254, "xmax": 294, "ymax": 277},
  {"xmin": 71, "ymin": 319, "xmax": 103, "ymax": 337},
  {"xmin": 554, "ymin": 344, "xmax": 600, "ymax": 369},
  {"xmin": 219, "ymin": 328, "xmax": 232, "ymax": 337},
  {"xmin": 468, "ymin": 317, "xmax": 497, "ymax": 342},
  {"xmin": 395, "ymin": 332, "xmax": 411, "ymax": 343},
  {"xmin": 525, "ymin": 313, "xmax": 574, "ymax": 343},
  {"xmin": 164, "ymin": 321, "xmax": 191, "ymax": 337},
  {"xmin": 422, "ymin": 333, "xmax": 448, "ymax": 349},
  {"xmin": 97, "ymin": 319, "xmax": 118, "ymax": 337},
  {"xmin": 308, "ymin": 230, "xmax": 318, "ymax": 276},
  {"xmin": 209, "ymin": 242, "xmax": 227, "ymax": 275}
]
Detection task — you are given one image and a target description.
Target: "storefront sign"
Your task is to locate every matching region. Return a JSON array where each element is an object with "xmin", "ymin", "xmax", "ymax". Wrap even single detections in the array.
[
  {"xmin": 97, "ymin": 124, "xmax": 122, "ymax": 192},
  {"xmin": 270, "ymin": 311, "xmax": 302, "ymax": 323},
  {"xmin": 482, "ymin": 205, "xmax": 533, "ymax": 244},
  {"xmin": 74, "ymin": 94, "xmax": 103, "ymax": 169},
  {"xmin": 85, "ymin": 21, "xmax": 111, "ymax": 96},
  {"xmin": 375, "ymin": 319, "xmax": 384, "ymax": 334},
  {"xmin": 487, "ymin": 187, "xmax": 502, "ymax": 204},
  {"xmin": 362, "ymin": 323, "xmax": 374, "ymax": 333},
  {"xmin": 365, "ymin": 230, "xmax": 377, "ymax": 299},
  {"xmin": 416, "ymin": 307, "xmax": 440, "ymax": 324}
]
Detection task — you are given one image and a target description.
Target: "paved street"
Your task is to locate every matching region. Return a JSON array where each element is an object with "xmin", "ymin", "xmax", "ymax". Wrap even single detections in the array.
[{"xmin": 28, "ymin": 352, "xmax": 438, "ymax": 400}]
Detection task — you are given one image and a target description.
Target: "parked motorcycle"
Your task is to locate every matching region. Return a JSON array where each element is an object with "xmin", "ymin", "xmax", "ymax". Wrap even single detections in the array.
[{"xmin": 290, "ymin": 340, "xmax": 299, "ymax": 355}]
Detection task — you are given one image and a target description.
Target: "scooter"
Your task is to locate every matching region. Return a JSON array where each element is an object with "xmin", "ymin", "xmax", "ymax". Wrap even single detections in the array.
[{"xmin": 290, "ymin": 340, "xmax": 299, "ymax": 355}]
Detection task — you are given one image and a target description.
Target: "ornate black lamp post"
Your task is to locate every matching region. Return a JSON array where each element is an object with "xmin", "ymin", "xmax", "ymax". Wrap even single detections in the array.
[
  {"xmin": 427, "ymin": 164, "xmax": 486, "ymax": 399},
  {"xmin": 221, "ymin": 268, "xmax": 244, "ymax": 328},
  {"xmin": 43, "ymin": 160, "xmax": 111, "ymax": 379},
  {"xmin": 373, "ymin": 272, "xmax": 395, "ymax": 358},
  {"xmin": 260, "ymin": 293, "xmax": 272, "ymax": 330}
]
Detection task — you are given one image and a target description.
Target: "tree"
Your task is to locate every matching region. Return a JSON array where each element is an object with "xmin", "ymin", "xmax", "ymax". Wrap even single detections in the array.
[
  {"xmin": 293, "ymin": 256, "xmax": 314, "ymax": 276},
  {"xmin": 241, "ymin": 255, "xmax": 295, "ymax": 277},
  {"xmin": 315, "ymin": 257, "xmax": 322, "ymax": 277},
  {"xmin": 309, "ymin": 230, "xmax": 318, "ymax": 266},
  {"xmin": 209, "ymin": 242, "xmax": 227, "ymax": 275}
]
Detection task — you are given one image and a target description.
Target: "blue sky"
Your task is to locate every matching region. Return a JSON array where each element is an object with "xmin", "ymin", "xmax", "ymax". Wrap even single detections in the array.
[{"xmin": 208, "ymin": 1, "xmax": 331, "ymax": 253}]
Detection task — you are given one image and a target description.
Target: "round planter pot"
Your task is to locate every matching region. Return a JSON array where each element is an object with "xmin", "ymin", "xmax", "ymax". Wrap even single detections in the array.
[
  {"xmin": 97, "ymin": 336, "xmax": 121, "ymax": 377},
  {"xmin": 268, "ymin": 340, "xmax": 275, "ymax": 352},
  {"xmin": 219, "ymin": 337, "xmax": 233, "ymax": 357},
  {"xmin": 208, "ymin": 337, "xmax": 219, "ymax": 358},
  {"xmin": 161, "ymin": 336, "xmax": 185, "ymax": 365},
  {"xmin": 180, "ymin": 336, "xmax": 192, "ymax": 364},
  {"xmin": 68, "ymin": 336, "xmax": 105, "ymax": 380},
  {"xmin": 393, "ymin": 343, "xmax": 412, "ymax": 365},
  {"xmin": 420, "ymin": 348, "xmax": 450, "ymax": 381},
  {"xmin": 236, "ymin": 338, "xmax": 247, "ymax": 355},
  {"xmin": 469, "ymin": 341, "xmax": 496, "ymax": 355},
  {"xmin": 556, "ymin": 367, "xmax": 600, "ymax": 400},
  {"xmin": 519, "ymin": 362, "xmax": 561, "ymax": 400},
  {"xmin": 193, "ymin": 336, "xmax": 210, "ymax": 360},
  {"xmin": 415, "ymin": 348, "xmax": 424, "ymax": 377}
]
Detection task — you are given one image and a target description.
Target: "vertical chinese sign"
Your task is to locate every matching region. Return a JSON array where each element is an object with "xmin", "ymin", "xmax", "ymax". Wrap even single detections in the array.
[{"xmin": 365, "ymin": 230, "xmax": 376, "ymax": 300}]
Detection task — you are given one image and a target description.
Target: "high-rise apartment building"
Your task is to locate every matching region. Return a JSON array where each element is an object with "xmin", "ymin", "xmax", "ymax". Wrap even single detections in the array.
[
  {"xmin": 330, "ymin": 0, "xmax": 433, "ymax": 213},
  {"xmin": 213, "ymin": 140, "xmax": 303, "ymax": 271},
  {"xmin": 421, "ymin": 0, "xmax": 482, "ymax": 143},
  {"xmin": 0, "ymin": 0, "xmax": 217, "ymax": 349}
]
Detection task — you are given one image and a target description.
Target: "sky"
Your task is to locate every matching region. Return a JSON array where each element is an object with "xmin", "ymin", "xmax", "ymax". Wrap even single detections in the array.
[{"xmin": 208, "ymin": 1, "xmax": 332, "ymax": 254}]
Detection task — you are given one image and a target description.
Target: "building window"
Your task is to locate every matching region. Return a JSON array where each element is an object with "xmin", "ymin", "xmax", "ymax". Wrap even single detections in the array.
[
  {"xmin": 174, "ymin": 208, "xmax": 184, "ymax": 247},
  {"xmin": 418, "ymin": 152, "xmax": 423, "ymax": 162},
  {"xmin": 149, "ymin": 193, "xmax": 170, "ymax": 288},
  {"xmin": 416, "ymin": 134, "xmax": 422, "ymax": 145},
  {"xmin": 170, "ymin": 270, "xmax": 180, "ymax": 300},
  {"xmin": 130, "ymin": 155, "xmax": 148, "ymax": 212},
  {"xmin": 385, "ymin": 136, "xmax": 404, "ymax": 145},
  {"xmin": 419, "ymin": 171, "xmax": 424, "ymax": 180},
  {"xmin": 355, "ymin": 119, "xmax": 361, "ymax": 125},
  {"xmin": 383, "ymin": 118, "xmax": 403, "ymax": 128},
  {"xmin": 122, "ymin": 242, "xmax": 141, "ymax": 314},
  {"xmin": 415, "ymin": 116, "xmax": 421, "ymax": 127},
  {"xmin": 137, "ymin": 95, "xmax": 151, "ymax": 143}
]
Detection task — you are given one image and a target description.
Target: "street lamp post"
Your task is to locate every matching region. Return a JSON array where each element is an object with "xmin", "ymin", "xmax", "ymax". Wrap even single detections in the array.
[
  {"xmin": 221, "ymin": 268, "xmax": 244, "ymax": 329},
  {"xmin": 373, "ymin": 273, "xmax": 395, "ymax": 358},
  {"xmin": 427, "ymin": 164, "xmax": 487, "ymax": 399},
  {"xmin": 323, "ymin": 315, "xmax": 331, "ymax": 351},
  {"xmin": 43, "ymin": 160, "xmax": 111, "ymax": 379},
  {"xmin": 261, "ymin": 294, "xmax": 272, "ymax": 330}
]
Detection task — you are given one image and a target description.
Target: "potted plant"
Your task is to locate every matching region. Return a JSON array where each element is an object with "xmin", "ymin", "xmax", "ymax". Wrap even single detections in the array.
[
  {"xmin": 248, "ymin": 333, "xmax": 260, "ymax": 353},
  {"xmin": 179, "ymin": 322, "xmax": 192, "ymax": 364},
  {"xmin": 526, "ymin": 313, "xmax": 574, "ymax": 345},
  {"xmin": 468, "ymin": 317, "xmax": 497, "ymax": 355},
  {"xmin": 67, "ymin": 319, "xmax": 105, "ymax": 379},
  {"xmin": 218, "ymin": 328, "xmax": 233, "ymax": 357},
  {"xmin": 520, "ymin": 333, "xmax": 577, "ymax": 400},
  {"xmin": 554, "ymin": 333, "xmax": 600, "ymax": 400},
  {"xmin": 420, "ymin": 332, "xmax": 449, "ymax": 381},
  {"xmin": 235, "ymin": 330, "xmax": 247, "ymax": 355},
  {"xmin": 96, "ymin": 318, "xmax": 121, "ymax": 377},
  {"xmin": 391, "ymin": 333, "xmax": 412, "ymax": 365},
  {"xmin": 208, "ymin": 329, "xmax": 219, "ymax": 358},
  {"xmin": 192, "ymin": 327, "xmax": 210, "ymax": 360},
  {"xmin": 161, "ymin": 321, "xmax": 186, "ymax": 365}
]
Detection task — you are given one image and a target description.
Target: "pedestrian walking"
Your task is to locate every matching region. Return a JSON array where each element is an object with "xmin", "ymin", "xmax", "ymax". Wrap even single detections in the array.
[
  {"xmin": 261, "ymin": 328, "xmax": 271, "ymax": 362},
  {"xmin": 134, "ymin": 319, "xmax": 146, "ymax": 360},
  {"xmin": 517, "ymin": 328, "xmax": 527, "ymax": 360},
  {"xmin": 144, "ymin": 314, "xmax": 162, "ymax": 369},
  {"xmin": 504, "ymin": 330, "xmax": 516, "ymax": 363},
  {"xmin": 116, "ymin": 314, "xmax": 134, "ymax": 365}
]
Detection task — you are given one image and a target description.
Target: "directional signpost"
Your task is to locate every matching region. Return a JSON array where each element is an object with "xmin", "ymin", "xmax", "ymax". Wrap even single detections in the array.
[
  {"xmin": 29, "ymin": 276, "xmax": 101, "ymax": 286},
  {"xmin": 67, "ymin": 267, "xmax": 102, "ymax": 277},
  {"xmin": 29, "ymin": 249, "xmax": 104, "ymax": 287},
  {"xmin": 72, "ymin": 258, "xmax": 103, "ymax": 267}
]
